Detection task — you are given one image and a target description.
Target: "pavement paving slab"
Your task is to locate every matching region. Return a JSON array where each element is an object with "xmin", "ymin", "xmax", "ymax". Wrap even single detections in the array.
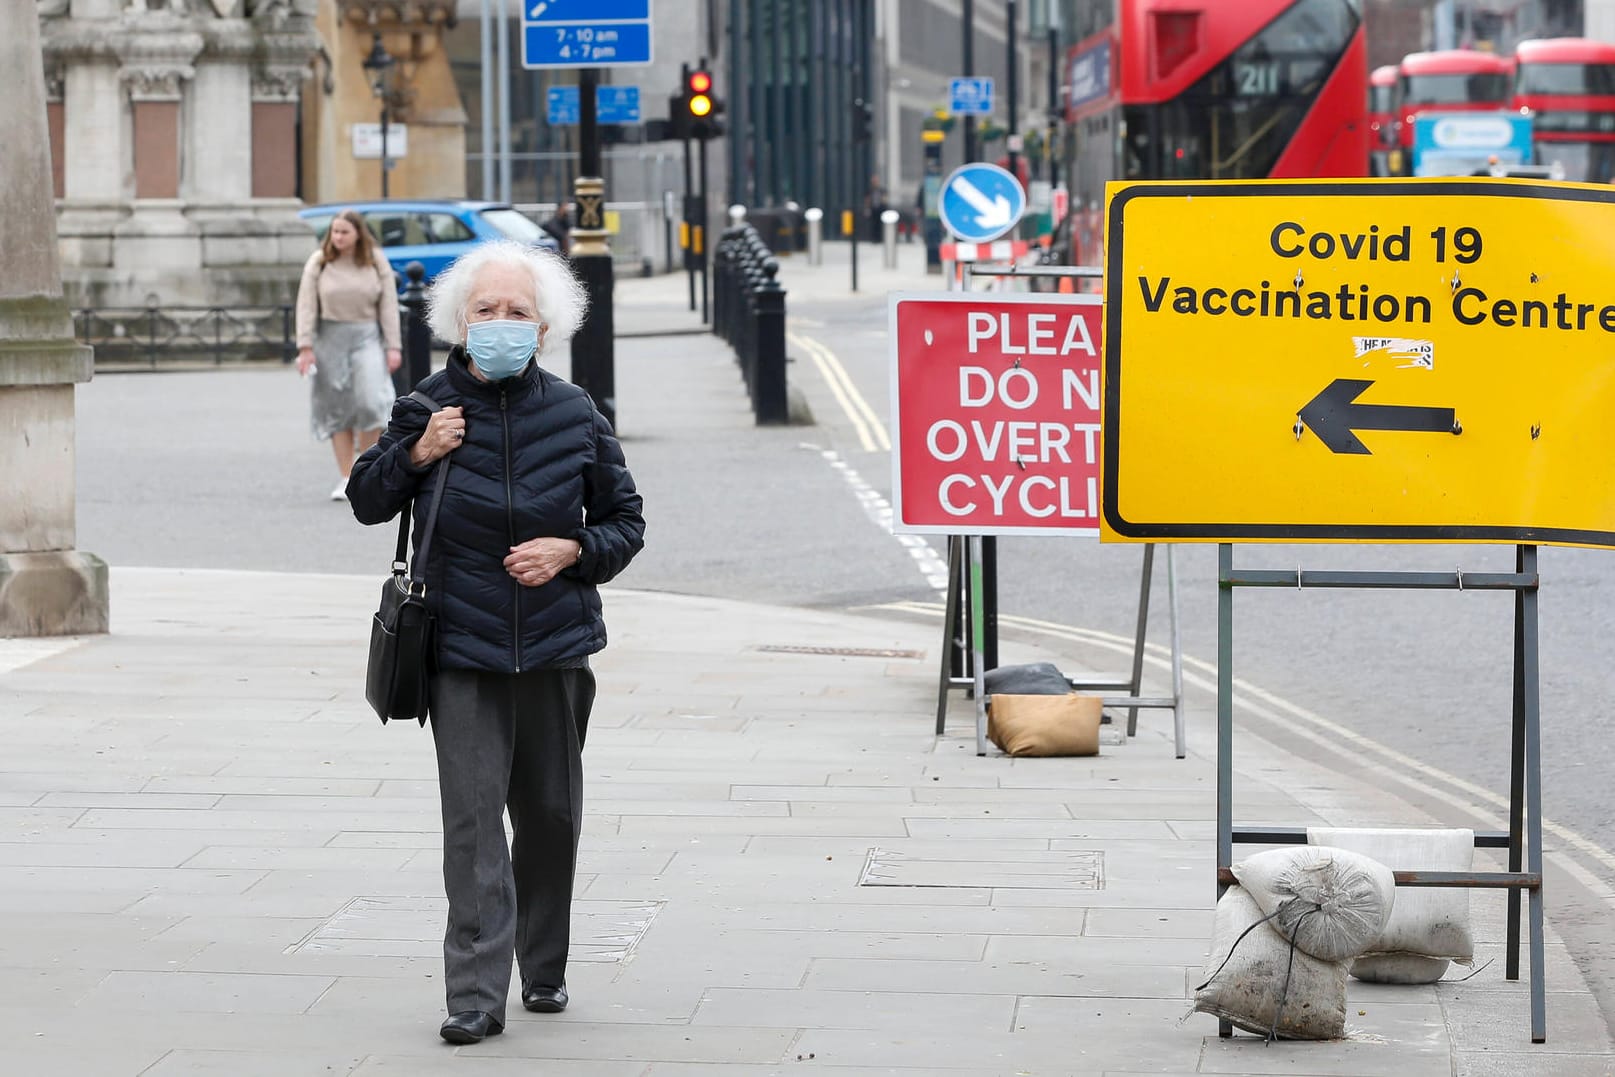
[
  {"xmin": 1, "ymin": 567, "xmax": 1611, "ymax": 1075},
  {"xmin": 12, "ymin": 279, "xmax": 1615, "ymax": 1075}
]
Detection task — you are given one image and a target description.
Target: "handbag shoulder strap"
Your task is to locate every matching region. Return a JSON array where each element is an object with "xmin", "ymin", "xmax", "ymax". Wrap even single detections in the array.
[{"xmin": 393, "ymin": 390, "xmax": 451, "ymax": 583}]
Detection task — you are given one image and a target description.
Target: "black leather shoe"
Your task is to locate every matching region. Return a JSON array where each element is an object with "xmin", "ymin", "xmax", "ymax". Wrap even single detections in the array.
[
  {"xmin": 440, "ymin": 1010, "xmax": 503, "ymax": 1044},
  {"xmin": 522, "ymin": 983, "xmax": 568, "ymax": 1013}
]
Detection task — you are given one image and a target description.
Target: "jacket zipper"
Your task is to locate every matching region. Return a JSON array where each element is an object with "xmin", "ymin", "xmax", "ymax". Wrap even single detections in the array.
[{"xmin": 501, "ymin": 389, "xmax": 521, "ymax": 673}]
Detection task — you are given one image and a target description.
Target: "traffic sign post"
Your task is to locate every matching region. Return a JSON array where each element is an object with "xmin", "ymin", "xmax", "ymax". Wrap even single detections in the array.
[
  {"xmin": 522, "ymin": 0, "xmax": 653, "ymax": 69},
  {"xmin": 939, "ymin": 163, "xmax": 1025, "ymax": 247},
  {"xmin": 948, "ymin": 76, "xmax": 994, "ymax": 116},
  {"xmin": 1105, "ymin": 178, "xmax": 1564, "ymax": 1044}
]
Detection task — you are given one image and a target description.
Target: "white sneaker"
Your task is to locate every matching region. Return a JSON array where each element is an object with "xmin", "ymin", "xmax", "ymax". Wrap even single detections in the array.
[{"xmin": 331, "ymin": 478, "xmax": 349, "ymax": 501}]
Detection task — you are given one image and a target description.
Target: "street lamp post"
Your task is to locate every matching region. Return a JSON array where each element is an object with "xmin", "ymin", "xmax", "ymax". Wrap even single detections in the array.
[{"xmin": 361, "ymin": 33, "xmax": 394, "ymax": 198}]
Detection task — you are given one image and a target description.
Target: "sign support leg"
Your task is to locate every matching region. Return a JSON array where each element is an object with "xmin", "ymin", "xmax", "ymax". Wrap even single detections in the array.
[
  {"xmin": 982, "ymin": 536, "xmax": 999, "ymax": 670},
  {"xmin": 1125, "ymin": 544, "xmax": 1154, "ymax": 737},
  {"xmin": 1168, "ymin": 544, "xmax": 1185, "ymax": 759},
  {"xmin": 936, "ymin": 535, "xmax": 963, "ymax": 735},
  {"xmin": 1521, "ymin": 544, "xmax": 1547, "ymax": 1043},
  {"xmin": 1508, "ymin": 544, "xmax": 1526, "ymax": 981},
  {"xmin": 969, "ymin": 535, "xmax": 988, "ymax": 756},
  {"xmin": 1216, "ymin": 542, "xmax": 1234, "ymax": 1038}
]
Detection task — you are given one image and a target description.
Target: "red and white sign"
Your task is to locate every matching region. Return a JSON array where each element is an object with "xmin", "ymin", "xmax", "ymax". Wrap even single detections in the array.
[{"xmin": 889, "ymin": 293, "xmax": 1105, "ymax": 536}]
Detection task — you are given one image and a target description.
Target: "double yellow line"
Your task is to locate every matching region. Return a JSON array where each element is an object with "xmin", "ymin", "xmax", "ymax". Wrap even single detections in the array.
[{"xmin": 789, "ymin": 331, "xmax": 891, "ymax": 452}]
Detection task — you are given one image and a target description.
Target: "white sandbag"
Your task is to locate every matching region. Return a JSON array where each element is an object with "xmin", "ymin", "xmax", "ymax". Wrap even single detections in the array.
[
  {"xmin": 1231, "ymin": 846, "xmax": 1396, "ymax": 962},
  {"xmin": 1308, "ymin": 827, "xmax": 1475, "ymax": 982},
  {"xmin": 1193, "ymin": 886, "xmax": 1348, "ymax": 1040},
  {"xmin": 1350, "ymin": 954, "xmax": 1451, "ymax": 983}
]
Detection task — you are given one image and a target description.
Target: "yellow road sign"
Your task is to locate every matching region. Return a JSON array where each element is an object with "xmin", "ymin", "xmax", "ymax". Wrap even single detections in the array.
[{"xmin": 1102, "ymin": 178, "xmax": 1615, "ymax": 548}]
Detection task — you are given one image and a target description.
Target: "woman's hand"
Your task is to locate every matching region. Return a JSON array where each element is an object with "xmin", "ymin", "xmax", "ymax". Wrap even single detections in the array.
[
  {"xmin": 503, "ymin": 537, "xmax": 583, "ymax": 588},
  {"xmin": 408, "ymin": 406, "xmax": 466, "ymax": 468},
  {"xmin": 296, "ymin": 347, "xmax": 316, "ymax": 376},
  {"xmin": 386, "ymin": 348, "xmax": 402, "ymax": 373}
]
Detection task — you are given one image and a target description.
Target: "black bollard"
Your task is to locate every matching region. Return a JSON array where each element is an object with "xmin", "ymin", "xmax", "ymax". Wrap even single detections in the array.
[
  {"xmin": 399, "ymin": 262, "xmax": 431, "ymax": 392},
  {"xmin": 753, "ymin": 258, "xmax": 787, "ymax": 424}
]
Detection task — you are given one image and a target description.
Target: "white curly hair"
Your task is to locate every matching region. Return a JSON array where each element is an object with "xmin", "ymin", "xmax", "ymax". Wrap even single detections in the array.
[{"xmin": 425, "ymin": 240, "xmax": 588, "ymax": 354}]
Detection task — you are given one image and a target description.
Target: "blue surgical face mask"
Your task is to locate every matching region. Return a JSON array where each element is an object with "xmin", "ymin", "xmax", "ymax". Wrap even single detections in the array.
[{"xmin": 466, "ymin": 319, "xmax": 539, "ymax": 380}]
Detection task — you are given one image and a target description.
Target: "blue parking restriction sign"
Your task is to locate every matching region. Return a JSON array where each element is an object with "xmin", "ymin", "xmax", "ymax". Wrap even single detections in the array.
[
  {"xmin": 546, "ymin": 85, "xmax": 641, "ymax": 125},
  {"xmin": 522, "ymin": 0, "xmax": 652, "ymax": 68},
  {"xmin": 546, "ymin": 86, "xmax": 579, "ymax": 125},
  {"xmin": 949, "ymin": 76, "xmax": 994, "ymax": 116},
  {"xmin": 939, "ymin": 163, "xmax": 1025, "ymax": 244}
]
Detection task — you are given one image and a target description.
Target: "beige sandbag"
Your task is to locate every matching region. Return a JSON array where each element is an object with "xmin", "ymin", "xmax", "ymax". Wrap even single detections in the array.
[
  {"xmin": 1193, "ymin": 886, "xmax": 1348, "ymax": 1040},
  {"xmin": 986, "ymin": 692, "xmax": 1101, "ymax": 756}
]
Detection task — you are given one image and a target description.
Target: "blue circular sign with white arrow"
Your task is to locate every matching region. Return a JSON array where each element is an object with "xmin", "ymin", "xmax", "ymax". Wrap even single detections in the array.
[{"xmin": 939, "ymin": 162, "xmax": 1026, "ymax": 244}]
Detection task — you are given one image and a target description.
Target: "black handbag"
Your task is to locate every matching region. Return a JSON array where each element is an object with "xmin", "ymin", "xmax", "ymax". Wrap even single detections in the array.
[{"xmin": 365, "ymin": 391, "xmax": 451, "ymax": 726}]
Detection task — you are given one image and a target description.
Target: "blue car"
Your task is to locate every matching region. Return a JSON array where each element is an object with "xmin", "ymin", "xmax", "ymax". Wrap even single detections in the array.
[{"xmin": 297, "ymin": 200, "xmax": 561, "ymax": 288}]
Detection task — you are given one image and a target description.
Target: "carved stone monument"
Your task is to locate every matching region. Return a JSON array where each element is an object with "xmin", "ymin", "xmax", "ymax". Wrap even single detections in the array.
[
  {"xmin": 39, "ymin": 0, "xmax": 320, "ymax": 308},
  {"xmin": 1, "ymin": 0, "xmax": 107, "ymax": 636}
]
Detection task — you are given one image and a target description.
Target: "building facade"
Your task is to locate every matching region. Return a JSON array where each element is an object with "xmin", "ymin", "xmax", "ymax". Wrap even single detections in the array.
[
  {"xmin": 300, "ymin": 0, "xmax": 467, "ymax": 205},
  {"xmin": 41, "ymin": 0, "xmax": 320, "ymax": 308}
]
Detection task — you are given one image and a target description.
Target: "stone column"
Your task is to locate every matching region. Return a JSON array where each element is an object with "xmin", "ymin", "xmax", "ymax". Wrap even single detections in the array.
[
  {"xmin": 190, "ymin": 59, "xmax": 253, "ymax": 202},
  {"xmin": 0, "ymin": 0, "xmax": 106, "ymax": 635}
]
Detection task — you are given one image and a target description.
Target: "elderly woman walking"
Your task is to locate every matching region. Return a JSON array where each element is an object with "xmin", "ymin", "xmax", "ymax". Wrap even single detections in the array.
[
  {"xmin": 295, "ymin": 209, "xmax": 402, "ymax": 500},
  {"xmin": 347, "ymin": 241, "xmax": 645, "ymax": 1045}
]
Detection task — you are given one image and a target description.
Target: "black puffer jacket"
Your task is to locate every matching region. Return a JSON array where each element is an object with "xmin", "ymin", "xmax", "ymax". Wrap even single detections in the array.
[{"xmin": 348, "ymin": 350, "xmax": 645, "ymax": 673}]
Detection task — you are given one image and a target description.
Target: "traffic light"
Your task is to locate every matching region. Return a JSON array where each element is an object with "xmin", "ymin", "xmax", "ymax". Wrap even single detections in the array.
[
  {"xmin": 671, "ymin": 65, "xmax": 723, "ymax": 141},
  {"xmin": 852, "ymin": 97, "xmax": 873, "ymax": 143}
]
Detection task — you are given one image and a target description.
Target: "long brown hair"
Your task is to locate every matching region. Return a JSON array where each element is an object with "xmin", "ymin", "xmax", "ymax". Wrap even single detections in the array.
[{"xmin": 320, "ymin": 208, "xmax": 377, "ymax": 266}]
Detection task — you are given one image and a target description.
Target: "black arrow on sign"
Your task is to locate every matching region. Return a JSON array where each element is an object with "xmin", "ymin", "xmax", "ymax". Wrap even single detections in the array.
[{"xmin": 1298, "ymin": 378, "xmax": 1457, "ymax": 456}]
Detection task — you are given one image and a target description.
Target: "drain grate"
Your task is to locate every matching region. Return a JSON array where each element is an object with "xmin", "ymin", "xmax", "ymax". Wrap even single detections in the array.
[
  {"xmin": 859, "ymin": 848, "xmax": 1104, "ymax": 890},
  {"xmin": 288, "ymin": 896, "xmax": 663, "ymax": 962},
  {"xmin": 754, "ymin": 644, "xmax": 925, "ymax": 660}
]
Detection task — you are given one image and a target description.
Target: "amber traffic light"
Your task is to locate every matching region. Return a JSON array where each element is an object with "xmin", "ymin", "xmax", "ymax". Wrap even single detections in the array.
[{"xmin": 688, "ymin": 69, "xmax": 715, "ymax": 121}]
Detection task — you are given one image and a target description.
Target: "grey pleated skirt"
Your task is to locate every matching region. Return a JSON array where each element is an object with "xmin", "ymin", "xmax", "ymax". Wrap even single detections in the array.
[{"xmin": 310, "ymin": 320, "xmax": 395, "ymax": 440}]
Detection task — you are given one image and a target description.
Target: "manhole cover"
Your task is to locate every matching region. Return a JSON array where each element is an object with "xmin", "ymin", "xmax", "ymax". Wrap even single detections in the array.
[
  {"xmin": 859, "ymin": 848, "xmax": 1104, "ymax": 890},
  {"xmin": 754, "ymin": 644, "xmax": 925, "ymax": 660},
  {"xmin": 288, "ymin": 896, "xmax": 663, "ymax": 962}
]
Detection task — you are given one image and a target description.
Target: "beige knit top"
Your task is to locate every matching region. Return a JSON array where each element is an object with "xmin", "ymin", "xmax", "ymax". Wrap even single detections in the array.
[{"xmin": 294, "ymin": 248, "xmax": 402, "ymax": 351}]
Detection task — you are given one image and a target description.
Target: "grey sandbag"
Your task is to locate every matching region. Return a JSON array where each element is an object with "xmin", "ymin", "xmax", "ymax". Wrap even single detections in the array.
[
  {"xmin": 1231, "ymin": 846, "xmax": 1396, "ymax": 963},
  {"xmin": 1193, "ymin": 886, "xmax": 1349, "ymax": 1040},
  {"xmin": 983, "ymin": 661, "xmax": 1071, "ymax": 696}
]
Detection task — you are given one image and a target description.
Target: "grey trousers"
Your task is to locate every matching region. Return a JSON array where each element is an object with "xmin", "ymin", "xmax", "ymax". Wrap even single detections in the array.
[{"xmin": 429, "ymin": 667, "xmax": 594, "ymax": 1022}]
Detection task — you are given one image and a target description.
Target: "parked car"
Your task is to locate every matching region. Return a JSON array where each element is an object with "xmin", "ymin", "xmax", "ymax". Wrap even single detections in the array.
[{"xmin": 296, "ymin": 200, "xmax": 561, "ymax": 288}]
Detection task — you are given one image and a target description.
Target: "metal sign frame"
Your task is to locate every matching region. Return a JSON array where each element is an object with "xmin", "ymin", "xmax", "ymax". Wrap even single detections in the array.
[
  {"xmin": 926, "ymin": 262, "xmax": 1186, "ymax": 759},
  {"xmin": 1214, "ymin": 544, "xmax": 1546, "ymax": 1043}
]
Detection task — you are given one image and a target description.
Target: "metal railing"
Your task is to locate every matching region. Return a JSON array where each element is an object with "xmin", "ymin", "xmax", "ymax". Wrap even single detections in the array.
[
  {"xmin": 73, "ymin": 305, "xmax": 296, "ymax": 368},
  {"xmin": 713, "ymin": 222, "xmax": 788, "ymax": 425}
]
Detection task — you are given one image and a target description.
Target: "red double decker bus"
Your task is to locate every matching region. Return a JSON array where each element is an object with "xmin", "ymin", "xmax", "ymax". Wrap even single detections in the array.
[
  {"xmin": 1513, "ymin": 38, "xmax": 1615, "ymax": 183},
  {"xmin": 1059, "ymin": 0, "xmax": 1368, "ymax": 267},
  {"xmin": 1394, "ymin": 49, "xmax": 1513, "ymax": 171},
  {"xmin": 1369, "ymin": 63, "xmax": 1398, "ymax": 174}
]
